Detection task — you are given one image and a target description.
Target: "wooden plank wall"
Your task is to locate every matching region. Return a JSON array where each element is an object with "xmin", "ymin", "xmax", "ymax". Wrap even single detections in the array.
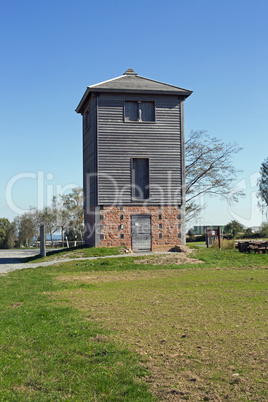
[
  {"xmin": 83, "ymin": 96, "xmax": 97, "ymax": 207},
  {"xmin": 96, "ymin": 93, "xmax": 183, "ymax": 205}
]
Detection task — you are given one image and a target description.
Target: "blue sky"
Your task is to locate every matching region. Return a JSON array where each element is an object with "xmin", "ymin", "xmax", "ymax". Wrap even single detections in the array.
[{"xmin": 0, "ymin": 0, "xmax": 267, "ymax": 228}]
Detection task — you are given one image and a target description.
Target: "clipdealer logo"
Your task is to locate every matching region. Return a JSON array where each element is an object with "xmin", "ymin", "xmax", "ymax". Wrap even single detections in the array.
[{"xmin": 5, "ymin": 171, "xmax": 78, "ymax": 215}]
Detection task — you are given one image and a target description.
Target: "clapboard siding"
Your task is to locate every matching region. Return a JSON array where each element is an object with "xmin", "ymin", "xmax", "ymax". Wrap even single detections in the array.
[
  {"xmin": 83, "ymin": 96, "xmax": 97, "ymax": 207},
  {"xmin": 97, "ymin": 93, "xmax": 182, "ymax": 205}
]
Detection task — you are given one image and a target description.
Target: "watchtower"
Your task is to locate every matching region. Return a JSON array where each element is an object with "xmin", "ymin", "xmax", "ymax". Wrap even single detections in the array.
[{"xmin": 76, "ymin": 68, "xmax": 192, "ymax": 251}]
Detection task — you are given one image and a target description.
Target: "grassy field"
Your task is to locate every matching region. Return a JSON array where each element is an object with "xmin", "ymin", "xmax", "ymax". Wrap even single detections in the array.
[
  {"xmin": 25, "ymin": 246, "xmax": 121, "ymax": 263},
  {"xmin": 0, "ymin": 248, "xmax": 267, "ymax": 401},
  {"xmin": 186, "ymin": 241, "xmax": 206, "ymax": 247}
]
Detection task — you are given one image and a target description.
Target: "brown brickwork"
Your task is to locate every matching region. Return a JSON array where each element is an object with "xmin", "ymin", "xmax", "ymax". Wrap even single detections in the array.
[{"xmin": 86, "ymin": 205, "xmax": 181, "ymax": 251}]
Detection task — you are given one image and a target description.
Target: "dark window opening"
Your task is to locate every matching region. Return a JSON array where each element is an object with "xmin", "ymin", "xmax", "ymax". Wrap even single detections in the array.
[
  {"xmin": 120, "ymin": 215, "xmax": 124, "ymax": 220},
  {"xmin": 159, "ymin": 233, "xmax": 162, "ymax": 239},
  {"xmin": 100, "ymin": 234, "xmax": 104, "ymax": 240},
  {"xmin": 178, "ymin": 233, "xmax": 181, "ymax": 238},
  {"xmin": 120, "ymin": 233, "xmax": 124, "ymax": 239},
  {"xmin": 125, "ymin": 101, "xmax": 155, "ymax": 122},
  {"xmin": 125, "ymin": 101, "xmax": 139, "ymax": 122},
  {"xmin": 159, "ymin": 223, "xmax": 162, "ymax": 229},
  {"xmin": 158, "ymin": 214, "xmax": 162, "ymax": 220},
  {"xmin": 120, "ymin": 206, "xmax": 124, "ymax": 211},
  {"xmin": 132, "ymin": 158, "xmax": 149, "ymax": 200}
]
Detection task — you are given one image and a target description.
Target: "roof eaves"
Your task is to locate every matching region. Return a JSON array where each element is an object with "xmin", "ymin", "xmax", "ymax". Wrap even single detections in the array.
[
  {"xmin": 76, "ymin": 75, "xmax": 126, "ymax": 113},
  {"xmin": 75, "ymin": 87, "xmax": 91, "ymax": 114},
  {"xmin": 76, "ymin": 73, "xmax": 193, "ymax": 113},
  {"xmin": 90, "ymin": 75, "xmax": 124, "ymax": 88},
  {"xmin": 87, "ymin": 88, "xmax": 192, "ymax": 96}
]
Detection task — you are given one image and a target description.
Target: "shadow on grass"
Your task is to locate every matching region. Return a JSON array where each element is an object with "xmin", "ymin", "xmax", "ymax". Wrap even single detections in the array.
[
  {"xmin": 0, "ymin": 257, "xmax": 22, "ymax": 265},
  {"xmin": 24, "ymin": 245, "xmax": 89, "ymax": 263}
]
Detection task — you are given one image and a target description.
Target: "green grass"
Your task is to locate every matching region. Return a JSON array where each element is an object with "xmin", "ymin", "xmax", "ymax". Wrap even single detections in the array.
[
  {"xmin": 0, "ymin": 247, "xmax": 268, "ymax": 400},
  {"xmin": 47, "ymin": 247, "xmax": 268, "ymax": 274},
  {"xmin": 25, "ymin": 245, "xmax": 122, "ymax": 263},
  {"xmin": 187, "ymin": 241, "xmax": 206, "ymax": 247},
  {"xmin": 0, "ymin": 265, "xmax": 154, "ymax": 401}
]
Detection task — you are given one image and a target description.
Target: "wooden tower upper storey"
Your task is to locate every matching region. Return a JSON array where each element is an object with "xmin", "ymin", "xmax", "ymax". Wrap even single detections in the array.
[{"xmin": 76, "ymin": 68, "xmax": 192, "ymax": 208}]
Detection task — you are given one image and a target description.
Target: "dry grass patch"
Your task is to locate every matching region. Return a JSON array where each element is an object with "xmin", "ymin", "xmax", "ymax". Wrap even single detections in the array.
[
  {"xmin": 56, "ymin": 269, "xmax": 189, "ymax": 285},
  {"xmin": 53, "ymin": 265, "xmax": 268, "ymax": 401},
  {"xmin": 134, "ymin": 251, "xmax": 203, "ymax": 266}
]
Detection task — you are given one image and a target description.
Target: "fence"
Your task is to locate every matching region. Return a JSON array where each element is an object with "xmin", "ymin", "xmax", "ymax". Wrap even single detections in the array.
[{"xmin": 33, "ymin": 240, "xmax": 84, "ymax": 249}]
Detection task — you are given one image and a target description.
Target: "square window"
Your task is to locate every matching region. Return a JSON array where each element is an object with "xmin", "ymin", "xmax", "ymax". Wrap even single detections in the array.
[
  {"xmin": 125, "ymin": 101, "xmax": 155, "ymax": 122},
  {"xmin": 159, "ymin": 233, "xmax": 162, "ymax": 239},
  {"xmin": 159, "ymin": 223, "xmax": 162, "ymax": 229},
  {"xmin": 120, "ymin": 233, "xmax": 124, "ymax": 239},
  {"xmin": 120, "ymin": 215, "xmax": 124, "ymax": 220},
  {"xmin": 141, "ymin": 101, "xmax": 155, "ymax": 122},
  {"xmin": 100, "ymin": 206, "xmax": 104, "ymax": 210},
  {"xmin": 120, "ymin": 206, "xmax": 124, "ymax": 211},
  {"xmin": 100, "ymin": 234, "xmax": 104, "ymax": 240},
  {"xmin": 125, "ymin": 101, "xmax": 139, "ymax": 122}
]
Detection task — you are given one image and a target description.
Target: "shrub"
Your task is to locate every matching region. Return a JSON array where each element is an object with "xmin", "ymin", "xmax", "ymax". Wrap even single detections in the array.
[
  {"xmin": 259, "ymin": 222, "xmax": 268, "ymax": 238},
  {"xmin": 212, "ymin": 238, "xmax": 235, "ymax": 249}
]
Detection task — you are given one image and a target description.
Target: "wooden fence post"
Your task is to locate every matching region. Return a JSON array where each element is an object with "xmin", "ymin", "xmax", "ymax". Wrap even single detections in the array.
[
  {"xmin": 218, "ymin": 226, "xmax": 221, "ymax": 249},
  {"xmin": 40, "ymin": 224, "xmax": 46, "ymax": 257}
]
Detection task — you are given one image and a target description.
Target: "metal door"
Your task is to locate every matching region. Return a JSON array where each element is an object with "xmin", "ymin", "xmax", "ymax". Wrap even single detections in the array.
[{"xmin": 131, "ymin": 215, "xmax": 151, "ymax": 252}]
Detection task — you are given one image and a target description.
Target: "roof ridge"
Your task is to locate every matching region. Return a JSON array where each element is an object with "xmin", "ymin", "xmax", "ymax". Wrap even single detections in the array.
[
  {"xmin": 76, "ymin": 71, "xmax": 192, "ymax": 114},
  {"xmin": 123, "ymin": 68, "xmax": 138, "ymax": 76},
  {"xmin": 137, "ymin": 75, "xmax": 191, "ymax": 92}
]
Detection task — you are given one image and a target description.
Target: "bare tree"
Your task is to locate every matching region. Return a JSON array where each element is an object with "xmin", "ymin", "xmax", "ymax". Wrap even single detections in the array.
[
  {"xmin": 39, "ymin": 205, "xmax": 58, "ymax": 245},
  {"xmin": 17, "ymin": 213, "xmax": 36, "ymax": 247},
  {"xmin": 185, "ymin": 130, "xmax": 244, "ymax": 221},
  {"xmin": 257, "ymin": 157, "xmax": 268, "ymax": 220},
  {"xmin": 6, "ymin": 220, "xmax": 17, "ymax": 249},
  {"xmin": 60, "ymin": 187, "xmax": 84, "ymax": 241},
  {"xmin": 54, "ymin": 197, "xmax": 71, "ymax": 244}
]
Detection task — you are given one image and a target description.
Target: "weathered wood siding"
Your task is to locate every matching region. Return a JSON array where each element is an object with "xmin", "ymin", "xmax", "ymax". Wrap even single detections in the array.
[
  {"xmin": 96, "ymin": 93, "xmax": 183, "ymax": 205},
  {"xmin": 83, "ymin": 96, "xmax": 97, "ymax": 207}
]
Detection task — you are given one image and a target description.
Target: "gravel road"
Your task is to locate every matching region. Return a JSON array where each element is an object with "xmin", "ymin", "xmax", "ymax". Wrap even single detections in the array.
[{"xmin": 0, "ymin": 249, "xmax": 42, "ymax": 274}]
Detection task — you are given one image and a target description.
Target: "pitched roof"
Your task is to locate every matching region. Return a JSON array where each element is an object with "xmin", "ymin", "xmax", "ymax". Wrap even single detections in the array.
[{"xmin": 76, "ymin": 68, "xmax": 192, "ymax": 113}]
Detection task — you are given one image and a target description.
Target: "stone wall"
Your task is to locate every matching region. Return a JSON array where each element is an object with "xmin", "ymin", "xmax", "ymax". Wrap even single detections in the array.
[{"xmin": 89, "ymin": 205, "xmax": 182, "ymax": 251}]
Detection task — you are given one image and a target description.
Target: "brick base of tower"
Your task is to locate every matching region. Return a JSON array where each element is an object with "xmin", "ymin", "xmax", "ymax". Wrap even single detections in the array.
[{"xmin": 84, "ymin": 205, "xmax": 182, "ymax": 252}]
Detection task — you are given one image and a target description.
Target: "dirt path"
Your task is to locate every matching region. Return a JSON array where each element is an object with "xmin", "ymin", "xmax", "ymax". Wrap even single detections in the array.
[
  {"xmin": 0, "ymin": 250, "xmax": 168, "ymax": 274},
  {"xmin": 0, "ymin": 249, "xmax": 199, "ymax": 275}
]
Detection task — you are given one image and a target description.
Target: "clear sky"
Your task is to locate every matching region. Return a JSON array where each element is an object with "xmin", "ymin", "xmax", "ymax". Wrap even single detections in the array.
[{"xmin": 0, "ymin": 0, "xmax": 267, "ymax": 228}]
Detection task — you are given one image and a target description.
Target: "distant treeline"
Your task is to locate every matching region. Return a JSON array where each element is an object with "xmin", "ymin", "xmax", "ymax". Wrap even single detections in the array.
[{"xmin": 0, "ymin": 187, "xmax": 83, "ymax": 249}]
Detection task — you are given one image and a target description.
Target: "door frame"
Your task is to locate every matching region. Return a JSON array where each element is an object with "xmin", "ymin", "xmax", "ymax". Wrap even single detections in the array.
[{"xmin": 131, "ymin": 214, "xmax": 152, "ymax": 252}]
